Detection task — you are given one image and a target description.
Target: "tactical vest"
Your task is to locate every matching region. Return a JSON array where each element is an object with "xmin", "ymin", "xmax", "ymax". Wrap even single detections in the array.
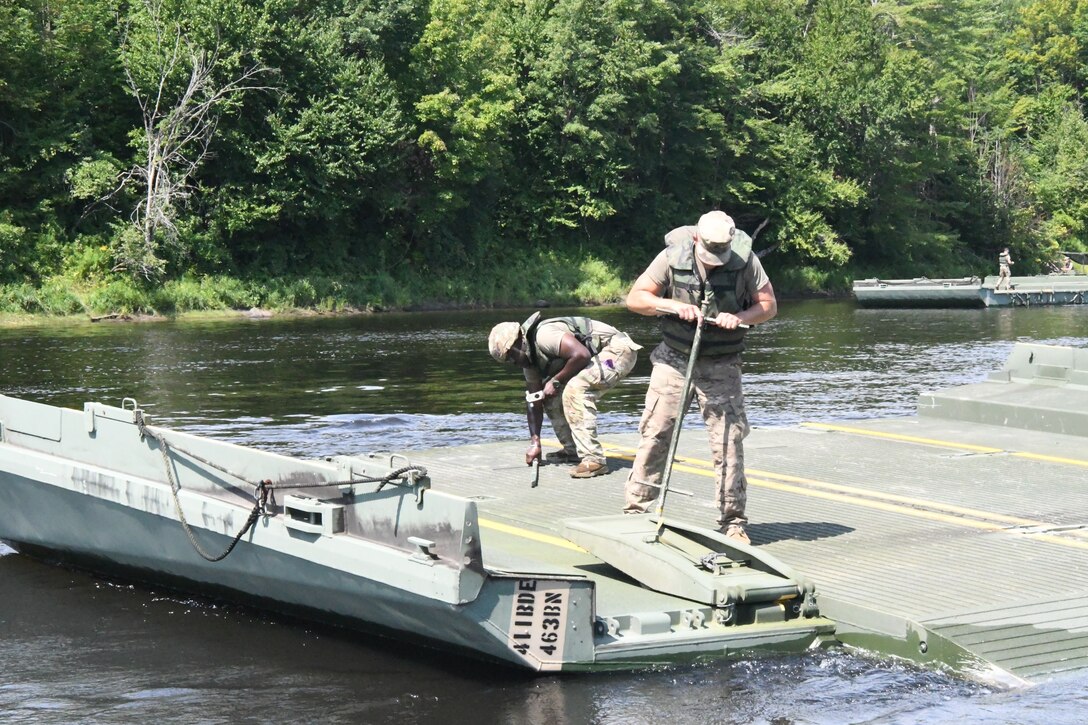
[
  {"xmin": 661, "ymin": 227, "xmax": 753, "ymax": 357},
  {"xmin": 521, "ymin": 313, "xmax": 599, "ymax": 378}
]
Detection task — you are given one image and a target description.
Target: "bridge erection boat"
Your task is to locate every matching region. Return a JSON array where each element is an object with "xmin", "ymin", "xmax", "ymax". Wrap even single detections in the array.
[
  {"xmin": 3, "ymin": 342, "xmax": 1088, "ymax": 683},
  {"xmin": 405, "ymin": 342, "xmax": 1088, "ymax": 685},
  {"xmin": 851, "ymin": 277, "xmax": 986, "ymax": 307},
  {"xmin": 853, "ymin": 270, "xmax": 1088, "ymax": 308},
  {"xmin": 0, "ymin": 394, "xmax": 831, "ymax": 672}
]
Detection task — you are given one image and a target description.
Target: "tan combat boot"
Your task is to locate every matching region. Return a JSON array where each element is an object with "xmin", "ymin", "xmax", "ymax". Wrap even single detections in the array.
[{"xmin": 570, "ymin": 460, "xmax": 609, "ymax": 478}]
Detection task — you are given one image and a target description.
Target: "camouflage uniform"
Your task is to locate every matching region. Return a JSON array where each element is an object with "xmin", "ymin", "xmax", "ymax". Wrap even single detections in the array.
[
  {"xmin": 623, "ymin": 342, "xmax": 749, "ymax": 528},
  {"xmin": 541, "ymin": 336, "xmax": 640, "ymax": 464},
  {"xmin": 997, "ymin": 250, "xmax": 1012, "ymax": 291},
  {"xmin": 530, "ymin": 325, "xmax": 640, "ymax": 465},
  {"xmin": 623, "ymin": 220, "xmax": 768, "ymax": 531}
]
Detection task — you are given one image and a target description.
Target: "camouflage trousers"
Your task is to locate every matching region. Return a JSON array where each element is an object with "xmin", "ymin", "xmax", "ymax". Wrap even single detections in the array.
[
  {"xmin": 997, "ymin": 264, "xmax": 1011, "ymax": 289},
  {"xmin": 545, "ymin": 334, "xmax": 641, "ymax": 465},
  {"xmin": 623, "ymin": 342, "xmax": 750, "ymax": 528}
]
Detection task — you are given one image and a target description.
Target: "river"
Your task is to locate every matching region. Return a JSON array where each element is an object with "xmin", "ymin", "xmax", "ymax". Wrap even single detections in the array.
[{"xmin": 1, "ymin": 300, "xmax": 1087, "ymax": 724}]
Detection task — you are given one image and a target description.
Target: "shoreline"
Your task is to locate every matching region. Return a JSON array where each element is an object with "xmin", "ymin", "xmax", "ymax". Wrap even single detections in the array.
[{"xmin": 0, "ymin": 289, "xmax": 851, "ymax": 328}]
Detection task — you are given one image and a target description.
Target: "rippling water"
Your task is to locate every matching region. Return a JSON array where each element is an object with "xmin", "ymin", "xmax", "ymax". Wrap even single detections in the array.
[{"xmin": 2, "ymin": 300, "xmax": 1087, "ymax": 723}]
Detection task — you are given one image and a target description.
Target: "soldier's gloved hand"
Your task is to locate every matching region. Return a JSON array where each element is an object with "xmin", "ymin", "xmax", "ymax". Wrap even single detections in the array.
[{"xmin": 525, "ymin": 440, "xmax": 542, "ymax": 466}]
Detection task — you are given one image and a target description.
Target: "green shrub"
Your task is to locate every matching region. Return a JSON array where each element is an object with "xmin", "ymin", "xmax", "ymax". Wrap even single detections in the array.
[
  {"xmin": 63, "ymin": 239, "xmax": 115, "ymax": 282},
  {"xmin": 158, "ymin": 275, "xmax": 262, "ymax": 311},
  {"xmin": 0, "ymin": 214, "xmax": 30, "ymax": 283},
  {"xmin": 36, "ymin": 279, "xmax": 86, "ymax": 315},
  {"xmin": 85, "ymin": 279, "xmax": 154, "ymax": 315},
  {"xmin": 573, "ymin": 256, "xmax": 627, "ymax": 304},
  {"xmin": 0, "ymin": 283, "xmax": 41, "ymax": 313},
  {"xmin": 768, "ymin": 266, "xmax": 852, "ymax": 296}
]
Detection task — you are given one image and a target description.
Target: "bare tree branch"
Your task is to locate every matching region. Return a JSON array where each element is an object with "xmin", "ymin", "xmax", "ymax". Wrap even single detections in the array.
[{"xmin": 108, "ymin": 0, "xmax": 273, "ymax": 279}]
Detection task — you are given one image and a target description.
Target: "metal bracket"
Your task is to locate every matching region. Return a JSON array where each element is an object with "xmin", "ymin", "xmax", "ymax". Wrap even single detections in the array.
[
  {"xmin": 801, "ymin": 590, "xmax": 820, "ymax": 618},
  {"xmin": 122, "ymin": 397, "xmax": 141, "ymax": 414},
  {"xmin": 680, "ymin": 609, "xmax": 707, "ymax": 629},
  {"xmin": 283, "ymin": 495, "xmax": 346, "ymax": 536},
  {"xmin": 700, "ymin": 552, "xmax": 737, "ymax": 574},
  {"xmin": 385, "ymin": 456, "xmax": 430, "ymax": 505},
  {"xmin": 340, "ymin": 454, "xmax": 432, "ymax": 505}
]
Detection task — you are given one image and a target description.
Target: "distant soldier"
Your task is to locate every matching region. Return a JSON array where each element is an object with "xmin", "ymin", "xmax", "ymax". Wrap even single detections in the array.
[
  {"xmin": 623, "ymin": 210, "xmax": 777, "ymax": 544},
  {"xmin": 488, "ymin": 315, "xmax": 641, "ymax": 478},
  {"xmin": 996, "ymin": 247, "xmax": 1014, "ymax": 291}
]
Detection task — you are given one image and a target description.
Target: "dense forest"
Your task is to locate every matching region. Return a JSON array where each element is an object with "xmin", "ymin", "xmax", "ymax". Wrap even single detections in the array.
[{"xmin": 2, "ymin": 0, "xmax": 1087, "ymax": 314}]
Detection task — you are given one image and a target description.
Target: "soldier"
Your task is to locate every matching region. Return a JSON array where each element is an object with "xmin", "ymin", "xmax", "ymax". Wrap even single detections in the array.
[
  {"xmin": 489, "ymin": 315, "xmax": 641, "ymax": 478},
  {"xmin": 996, "ymin": 247, "xmax": 1014, "ymax": 291},
  {"xmin": 623, "ymin": 210, "xmax": 777, "ymax": 544}
]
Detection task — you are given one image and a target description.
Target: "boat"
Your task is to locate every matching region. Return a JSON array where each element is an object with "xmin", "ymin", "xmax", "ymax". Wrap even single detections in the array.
[
  {"xmin": 0, "ymin": 394, "xmax": 833, "ymax": 672},
  {"xmin": 979, "ymin": 273, "xmax": 1088, "ymax": 307},
  {"xmin": 854, "ymin": 269, "xmax": 1088, "ymax": 308},
  {"xmin": 5, "ymin": 343, "xmax": 1088, "ymax": 682},
  {"xmin": 404, "ymin": 342, "xmax": 1088, "ymax": 684},
  {"xmin": 852, "ymin": 277, "xmax": 985, "ymax": 308}
]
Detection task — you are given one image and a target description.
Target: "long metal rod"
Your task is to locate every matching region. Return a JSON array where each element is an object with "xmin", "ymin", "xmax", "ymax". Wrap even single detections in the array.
[{"xmin": 653, "ymin": 298, "xmax": 710, "ymax": 537}]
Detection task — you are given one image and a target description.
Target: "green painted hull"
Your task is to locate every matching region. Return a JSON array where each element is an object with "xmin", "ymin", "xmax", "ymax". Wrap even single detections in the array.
[
  {"xmin": 0, "ymin": 394, "xmax": 832, "ymax": 672},
  {"xmin": 853, "ymin": 275, "xmax": 1088, "ymax": 308}
]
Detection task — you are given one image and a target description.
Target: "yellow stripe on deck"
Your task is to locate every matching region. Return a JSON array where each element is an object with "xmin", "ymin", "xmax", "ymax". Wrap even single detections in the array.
[
  {"xmin": 801, "ymin": 422, "xmax": 1088, "ymax": 469},
  {"xmin": 1011, "ymin": 451, "xmax": 1088, "ymax": 468},
  {"xmin": 801, "ymin": 422, "xmax": 1004, "ymax": 454},
  {"xmin": 595, "ymin": 441, "xmax": 1088, "ymax": 550},
  {"xmin": 479, "ymin": 517, "xmax": 586, "ymax": 552}
]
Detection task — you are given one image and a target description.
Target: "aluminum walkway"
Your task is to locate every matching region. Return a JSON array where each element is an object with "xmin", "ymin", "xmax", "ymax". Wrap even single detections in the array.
[{"xmin": 409, "ymin": 343, "xmax": 1088, "ymax": 684}]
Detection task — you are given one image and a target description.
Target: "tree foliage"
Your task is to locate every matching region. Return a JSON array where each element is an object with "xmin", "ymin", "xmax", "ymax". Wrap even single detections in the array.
[{"xmin": 2, "ymin": 0, "xmax": 1087, "ymax": 299}]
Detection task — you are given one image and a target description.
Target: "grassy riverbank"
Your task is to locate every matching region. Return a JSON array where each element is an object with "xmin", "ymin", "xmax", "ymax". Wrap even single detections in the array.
[
  {"xmin": 2, "ymin": 242, "xmax": 1000, "ymax": 320},
  {"xmin": 0, "ymin": 250, "xmax": 634, "ymax": 319},
  {"xmin": 0, "ymin": 250, "xmax": 978, "ymax": 322}
]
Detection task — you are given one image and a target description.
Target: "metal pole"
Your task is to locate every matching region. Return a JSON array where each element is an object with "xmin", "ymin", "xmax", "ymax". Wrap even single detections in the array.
[
  {"xmin": 527, "ymin": 393, "xmax": 541, "ymax": 487},
  {"xmin": 653, "ymin": 297, "xmax": 711, "ymax": 538}
]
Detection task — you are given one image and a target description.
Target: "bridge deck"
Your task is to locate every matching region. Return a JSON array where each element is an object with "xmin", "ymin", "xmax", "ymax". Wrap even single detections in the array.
[{"xmin": 408, "ymin": 409, "xmax": 1088, "ymax": 684}]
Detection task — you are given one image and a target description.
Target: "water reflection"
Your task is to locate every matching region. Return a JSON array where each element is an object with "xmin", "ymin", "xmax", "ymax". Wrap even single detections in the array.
[{"xmin": 3, "ymin": 301, "xmax": 1085, "ymax": 455}]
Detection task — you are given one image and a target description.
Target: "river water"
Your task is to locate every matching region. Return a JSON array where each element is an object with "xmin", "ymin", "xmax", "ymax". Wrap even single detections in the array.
[{"xmin": 1, "ymin": 300, "xmax": 1087, "ymax": 724}]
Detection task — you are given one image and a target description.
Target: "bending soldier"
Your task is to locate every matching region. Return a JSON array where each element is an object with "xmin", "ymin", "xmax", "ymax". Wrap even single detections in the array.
[{"xmin": 489, "ymin": 315, "xmax": 642, "ymax": 478}]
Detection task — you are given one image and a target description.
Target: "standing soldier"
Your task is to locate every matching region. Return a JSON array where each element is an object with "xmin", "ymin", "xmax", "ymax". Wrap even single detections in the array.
[
  {"xmin": 489, "ymin": 315, "xmax": 641, "ymax": 478},
  {"xmin": 996, "ymin": 247, "xmax": 1014, "ymax": 291},
  {"xmin": 623, "ymin": 210, "xmax": 777, "ymax": 544}
]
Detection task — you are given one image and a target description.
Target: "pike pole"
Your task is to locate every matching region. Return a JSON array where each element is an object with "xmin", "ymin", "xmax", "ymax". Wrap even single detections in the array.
[
  {"xmin": 527, "ymin": 389, "xmax": 543, "ymax": 488},
  {"xmin": 653, "ymin": 296, "xmax": 712, "ymax": 539}
]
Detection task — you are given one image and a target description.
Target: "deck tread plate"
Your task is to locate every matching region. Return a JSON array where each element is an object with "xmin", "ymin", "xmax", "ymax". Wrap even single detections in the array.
[{"xmin": 408, "ymin": 416, "xmax": 1088, "ymax": 680}]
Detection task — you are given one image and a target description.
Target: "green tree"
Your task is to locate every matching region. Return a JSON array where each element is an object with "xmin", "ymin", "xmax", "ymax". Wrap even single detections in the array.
[
  {"xmin": 407, "ymin": 0, "xmax": 522, "ymax": 270},
  {"xmin": 0, "ymin": 0, "xmax": 131, "ymax": 284},
  {"xmin": 1006, "ymin": 0, "xmax": 1088, "ymax": 93},
  {"xmin": 200, "ymin": 0, "xmax": 412, "ymax": 275}
]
